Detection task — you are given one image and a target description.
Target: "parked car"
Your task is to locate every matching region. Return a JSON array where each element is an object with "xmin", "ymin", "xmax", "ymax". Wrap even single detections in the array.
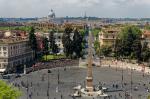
[
  {"xmin": 15, "ymin": 74, "xmax": 21, "ymax": 78},
  {"xmin": 2, "ymin": 75, "xmax": 11, "ymax": 79}
]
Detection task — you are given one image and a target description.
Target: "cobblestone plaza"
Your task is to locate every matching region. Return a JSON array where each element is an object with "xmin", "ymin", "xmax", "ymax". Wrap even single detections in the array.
[{"xmin": 10, "ymin": 66, "xmax": 150, "ymax": 99}]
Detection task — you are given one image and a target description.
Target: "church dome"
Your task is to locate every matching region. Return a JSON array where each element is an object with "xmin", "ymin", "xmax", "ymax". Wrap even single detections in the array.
[{"xmin": 48, "ymin": 9, "xmax": 55, "ymax": 18}]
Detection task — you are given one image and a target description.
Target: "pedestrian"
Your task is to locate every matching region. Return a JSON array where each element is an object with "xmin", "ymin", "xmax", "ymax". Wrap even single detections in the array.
[
  {"xmin": 37, "ymin": 92, "xmax": 39, "ymax": 96},
  {"xmin": 64, "ymin": 67, "xmax": 66, "ymax": 71},
  {"xmin": 114, "ymin": 95, "xmax": 117, "ymax": 99},
  {"xmin": 31, "ymin": 82, "xmax": 32, "ymax": 87},
  {"xmin": 61, "ymin": 94, "xmax": 63, "ymax": 99},
  {"xmin": 116, "ymin": 84, "xmax": 118, "ymax": 89},
  {"xmin": 29, "ymin": 93, "xmax": 32, "ymax": 99},
  {"xmin": 119, "ymin": 93, "xmax": 122, "ymax": 97},
  {"xmin": 113, "ymin": 84, "xmax": 115, "ymax": 88},
  {"xmin": 72, "ymin": 96, "xmax": 75, "ymax": 99}
]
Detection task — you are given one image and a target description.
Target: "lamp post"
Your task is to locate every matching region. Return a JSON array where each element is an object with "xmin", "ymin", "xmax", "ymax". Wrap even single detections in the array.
[
  {"xmin": 121, "ymin": 57, "xmax": 124, "ymax": 88},
  {"xmin": 24, "ymin": 64, "xmax": 26, "ymax": 74},
  {"xmin": 141, "ymin": 36, "xmax": 146, "ymax": 77},
  {"xmin": 47, "ymin": 70, "xmax": 50, "ymax": 99},
  {"xmin": 26, "ymin": 73, "xmax": 29, "ymax": 99},
  {"xmin": 98, "ymin": 35, "xmax": 101, "ymax": 67},
  {"xmin": 58, "ymin": 68, "xmax": 60, "ymax": 84},
  {"xmin": 142, "ymin": 64, "xmax": 145, "ymax": 77},
  {"xmin": 130, "ymin": 62, "xmax": 133, "ymax": 99}
]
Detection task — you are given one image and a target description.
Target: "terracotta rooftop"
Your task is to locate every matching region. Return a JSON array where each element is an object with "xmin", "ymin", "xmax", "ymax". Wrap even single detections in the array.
[
  {"xmin": 0, "ymin": 37, "xmax": 28, "ymax": 44},
  {"xmin": 143, "ymin": 30, "xmax": 150, "ymax": 38}
]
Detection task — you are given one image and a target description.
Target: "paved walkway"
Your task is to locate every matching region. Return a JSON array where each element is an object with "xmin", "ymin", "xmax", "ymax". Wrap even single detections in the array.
[
  {"xmin": 101, "ymin": 60, "xmax": 150, "ymax": 74},
  {"xmin": 11, "ymin": 66, "xmax": 150, "ymax": 99},
  {"xmin": 80, "ymin": 58, "xmax": 150, "ymax": 74}
]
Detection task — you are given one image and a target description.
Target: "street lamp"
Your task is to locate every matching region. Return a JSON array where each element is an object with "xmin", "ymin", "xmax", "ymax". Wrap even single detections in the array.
[
  {"xmin": 24, "ymin": 64, "xmax": 26, "ymax": 74},
  {"xmin": 141, "ymin": 36, "xmax": 146, "ymax": 77},
  {"xmin": 121, "ymin": 57, "xmax": 124, "ymax": 88},
  {"xmin": 47, "ymin": 70, "xmax": 50, "ymax": 99},
  {"xmin": 98, "ymin": 37, "xmax": 101, "ymax": 67},
  {"xmin": 58, "ymin": 68, "xmax": 60, "ymax": 84},
  {"xmin": 26, "ymin": 73, "xmax": 29, "ymax": 99},
  {"xmin": 130, "ymin": 62, "xmax": 133, "ymax": 99}
]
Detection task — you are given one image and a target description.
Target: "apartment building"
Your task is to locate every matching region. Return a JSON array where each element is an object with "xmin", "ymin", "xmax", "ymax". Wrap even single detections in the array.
[
  {"xmin": 0, "ymin": 32, "xmax": 33, "ymax": 73},
  {"xmin": 99, "ymin": 29, "xmax": 120, "ymax": 47},
  {"xmin": 142, "ymin": 30, "xmax": 150, "ymax": 48}
]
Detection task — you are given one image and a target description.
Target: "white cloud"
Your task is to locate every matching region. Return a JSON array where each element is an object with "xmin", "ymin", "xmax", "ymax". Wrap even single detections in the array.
[{"xmin": 0, "ymin": 0, "xmax": 150, "ymax": 17}]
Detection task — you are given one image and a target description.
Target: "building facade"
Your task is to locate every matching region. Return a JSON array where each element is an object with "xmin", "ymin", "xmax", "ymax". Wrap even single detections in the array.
[
  {"xmin": 35, "ymin": 32, "xmax": 74, "ymax": 54},
  {"xmin": 99, "ymin": 29, "xmax": 120, "ymax": 47},
  {"xmin": 142, "ymin": 30, "xmax": 150, "ymax": 48},
  {"xmin": 0, "ymin": 32, "xmax": 33, "ymax": 73}
]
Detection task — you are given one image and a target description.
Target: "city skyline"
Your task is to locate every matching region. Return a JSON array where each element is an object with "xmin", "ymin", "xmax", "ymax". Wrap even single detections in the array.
[{"xmin": 0, "ymin": 0, "xmax": 150, "ymax": 18}]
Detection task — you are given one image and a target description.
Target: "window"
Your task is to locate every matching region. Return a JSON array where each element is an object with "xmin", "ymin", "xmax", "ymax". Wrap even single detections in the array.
[
  {"xmin": 22, "ymin": 59, "xmax": 24, "ymax": 64},
  {"xmin": 3, "ymin": 47, "xmax": 7, "ymax": 51},
  {"xmin": 3, "ymin": 64, "xmax": 7, "ymax": 68},
  {"xmin": 58, "ymin": 36, "xmax": 61, "ymax": 39},
  {"xmin": 3, "ymin": 52, "xmax": 7, "ymax": 56},
  {"xmin": 105, "ymin": 35, "xmax": 108, "ymax": 38}
]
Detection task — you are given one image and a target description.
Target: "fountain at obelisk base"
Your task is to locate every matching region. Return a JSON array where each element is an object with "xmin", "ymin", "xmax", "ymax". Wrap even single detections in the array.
[{"xmin": 72, "ymin": 27, "xmax": 108, "ymax": 97}]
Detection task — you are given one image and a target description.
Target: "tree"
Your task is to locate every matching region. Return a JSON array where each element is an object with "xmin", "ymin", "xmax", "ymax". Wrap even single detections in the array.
[
  {"xmin": 62, "ymin": 25, "xmax": 73, "ymax": 58},
  {"xmin": 73, "ymin": 28, "xmax": 83, "ymax": 58},
  {"xmin": 148, "ymin": 95, "xmax": 150, "ymax": 99},
  {"xmin": 132, "ymin": 39, "xmax": 142, "ymax": 61},
  {"xmin": 49, "ymin": 30, "xmax": 59, "ymax": 54},
  {"xmin": 92, "ymin": 28, "xmax": 101, "ymax": 38},
  {"xmin": 94, "ymin": 39, "xmax": 101, "ymax": 66},
  {"xmin": 94, "ymin": 39, "xmax": 100, "ymax": 56},
  {"xmin": 114, "ymin": 38, "xmax": 123, "ymax": 58},
  {"xmin": 42, "ymin": 37, "xmax": 49, "ymax": 60},
  {"xmin": 100, "ymin": 45, "xmax": 112, "ymax": 57},
  {"xmin": 52, "ymin": 42, "xmax": 59, "ymax": 54},
  {"xmin": 49, "ymin": 30, "xmax": 54, "ymax": 50},
  {"xmin": 141, "ymin": 42, "xmax": 150, "ymax": 62},
  {"xmin": 0, "ymin": 80, "xmax": 22, "ymax": 99},
  {"xmin": 94, "ymin": 28, "xmax": 101, "ymax": 57},
  {"xmin": 29, "ymin": 27, "xmax": 37, "ymax": 59},
  {"xmin": 43, "ymin": 37, "xmax": 49, "ymax": 53},
  {"xmin": 115, "ymin": 26, "xmax": 142, "ymax": 60}
]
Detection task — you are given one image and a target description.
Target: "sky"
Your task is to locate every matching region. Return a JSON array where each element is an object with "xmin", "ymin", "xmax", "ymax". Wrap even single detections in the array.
[{"xmin": 0, "ymin": 0, "xmax": 150, "ymax": 18}]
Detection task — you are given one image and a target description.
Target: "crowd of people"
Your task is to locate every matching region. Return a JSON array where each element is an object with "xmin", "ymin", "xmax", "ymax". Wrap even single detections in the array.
[{"xmin": 26, "ymin": 59, "xmax": 79, "ymax": 73}]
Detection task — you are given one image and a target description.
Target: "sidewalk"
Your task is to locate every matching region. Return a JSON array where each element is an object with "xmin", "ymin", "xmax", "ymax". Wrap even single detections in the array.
[{"xmin": 99, "ymin": 60, "xmax": 150, "ymax": 74}]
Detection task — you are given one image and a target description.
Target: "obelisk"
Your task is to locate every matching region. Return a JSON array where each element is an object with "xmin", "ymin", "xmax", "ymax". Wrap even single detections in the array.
[{"xmin": 86, "ymin": 28, "xmax": 93, "ymax": 92}]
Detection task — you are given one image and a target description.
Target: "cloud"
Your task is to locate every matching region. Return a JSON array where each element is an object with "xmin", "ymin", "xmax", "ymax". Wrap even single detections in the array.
[{"xmin": 0, "ymin": 0, "xmax": 150, "ymax": 18}]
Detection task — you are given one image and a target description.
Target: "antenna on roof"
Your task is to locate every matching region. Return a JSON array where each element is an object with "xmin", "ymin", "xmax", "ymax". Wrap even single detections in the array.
[{"xmin": 84, "ymin": 11, "xmax": 87, "ymax": 19}]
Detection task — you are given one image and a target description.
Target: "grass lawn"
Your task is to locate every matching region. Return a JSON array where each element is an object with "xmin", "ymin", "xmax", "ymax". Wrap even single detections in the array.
[{"xmin": 42, "ymin": 54, "xmax": 65, "ymax": 61}]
